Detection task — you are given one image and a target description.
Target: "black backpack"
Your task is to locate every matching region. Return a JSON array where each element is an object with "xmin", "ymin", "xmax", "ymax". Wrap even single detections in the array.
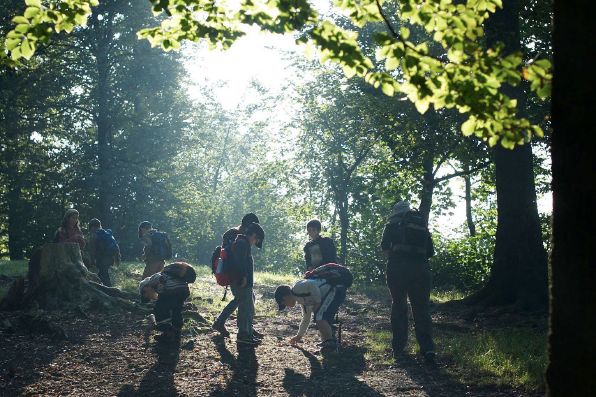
[
  {"xmin": 150, "ymin": 231, "xmax": 173, "ymax": 260},
  {"xmin": 392, "ymin": 210, "xmax": 429, "ymax": 256}
]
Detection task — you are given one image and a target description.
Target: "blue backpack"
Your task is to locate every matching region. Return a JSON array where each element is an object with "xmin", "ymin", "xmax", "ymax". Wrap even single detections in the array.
[
  {"xmin": 150, "ymin": 231, "xmax": 173, "ymax": 260},
  {"xmin": 95, "ymin": 229, "xmax": 119, "ymax": 256}
]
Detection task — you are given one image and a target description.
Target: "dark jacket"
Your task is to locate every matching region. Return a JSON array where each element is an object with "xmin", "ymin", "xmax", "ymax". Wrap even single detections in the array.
[
  {"xmin": 232, "ymin": 235, "xmax": 254, "ymax": 287},
  {"xmin": 303, "ymin": 236, "xmax": 338, "ymax": 270},
  {"xmin": 380, "ymin": 222, "xmax": 435, "ymax": 264}
]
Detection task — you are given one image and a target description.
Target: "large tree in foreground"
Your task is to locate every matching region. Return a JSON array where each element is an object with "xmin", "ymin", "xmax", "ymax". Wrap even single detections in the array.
[
  {"xmin": 465, "ymin": 0, "xmax": 548, "ymax": 310},
  {"xmin": 547, "ymin": 0, "xmax": 596, "ymax": 395}
]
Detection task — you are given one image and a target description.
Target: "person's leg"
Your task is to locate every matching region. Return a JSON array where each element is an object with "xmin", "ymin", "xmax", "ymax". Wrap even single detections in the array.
[
  {"xmin": 171, "ymin": 291, "xmax": 189, "ymax": 332},
  {"xmin": 97, "ymin": 258, "xmax": 112, "ymax": 287},
  {"xmin": 408, "ymin": 266, "xmax": 435, "ymax": 355},
  {"xmin": 387, "ymin": 265, "xmax": 409, "ymax": 353},
  {"xmin": 154, "ymin": 295, "xmax": 173, "ymax": 332},
  {"xmin": 231, "ymin": 285, "xmax": 254, "ymax": 340},
  {"xmin": 142, "ymin": 259, "xmax": 165, "ymax": 279},
  {"xmin": 214, "ymin": 298, "xmax": 238, "ymax": 325}
]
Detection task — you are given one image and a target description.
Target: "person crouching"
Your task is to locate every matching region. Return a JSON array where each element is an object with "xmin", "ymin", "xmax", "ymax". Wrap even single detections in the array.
[{"xmin": 139, "ymin": 261, "xmax": 195, "ymax": 341}]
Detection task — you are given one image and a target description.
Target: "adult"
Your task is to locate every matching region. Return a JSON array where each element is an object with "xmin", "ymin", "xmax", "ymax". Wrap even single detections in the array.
[{"xmin": 380, "ymin": 201, "xmax": 436, "ymax": 363}]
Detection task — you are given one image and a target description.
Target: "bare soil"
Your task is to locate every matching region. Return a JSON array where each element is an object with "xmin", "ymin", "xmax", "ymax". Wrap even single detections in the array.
[{"xmin": 0, "ymin": 281, "xmax": 543, "ymax": 397}]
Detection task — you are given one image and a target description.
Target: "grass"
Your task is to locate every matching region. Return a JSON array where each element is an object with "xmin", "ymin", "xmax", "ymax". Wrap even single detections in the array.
[{"xmin": 365, "ymin": 325, "xmax": 547, "ymax": 390}]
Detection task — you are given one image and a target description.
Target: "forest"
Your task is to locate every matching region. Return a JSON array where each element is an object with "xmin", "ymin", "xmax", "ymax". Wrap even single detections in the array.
[{"xmin": 0, "ymin": 0, "xmax": 594, "ymax": 396}]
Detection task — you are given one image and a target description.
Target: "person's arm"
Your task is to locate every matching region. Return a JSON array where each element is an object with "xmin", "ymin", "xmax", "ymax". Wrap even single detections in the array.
[
  {"xmin": 380, "ymin": 225, "xmax": 392, "ymax": 257},
  {"xmin": 234, "ymin": 239, "xmax": 250, "ymax": 286},
  {"xmin": 323, "ymin": 238, "xmax": 338, "ymax": 264},
  {"xmin": 76, "ymin": 231, "xmax": 86, "ymax": 249},
  {"xmin": 294, "ymin": 305, "xmax": 313, "ymax": 340}
]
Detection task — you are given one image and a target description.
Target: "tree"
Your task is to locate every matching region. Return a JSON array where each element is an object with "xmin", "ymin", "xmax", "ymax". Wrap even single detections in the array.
[
  {"xmin": 465, "ymin": 0, "xmax": 548, "ymax": 310},
  {"xmin": 547, "ymin": 0, "xmax": 596, "ymax": 394}
]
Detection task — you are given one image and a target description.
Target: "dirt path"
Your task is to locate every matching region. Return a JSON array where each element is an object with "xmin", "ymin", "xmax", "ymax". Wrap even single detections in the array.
[{"xmin": 0, "ymin": 281, "xmax": 541, "ymax": 397}]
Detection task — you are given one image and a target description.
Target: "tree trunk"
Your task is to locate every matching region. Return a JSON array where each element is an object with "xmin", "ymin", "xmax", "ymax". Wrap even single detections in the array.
[
  {"xmin": 467, "ymin": 0, "xmax": 548, "ymax": 310},
  {"xmin": 418, "ymin": 155, "xmax": 435, "ymax": 226},
  {"xmin": 337, "ymin": 189, "xmax": 349, "ymax": 265},
  {"xmin": 547, "ymin": 0, "xmax": 596, "ymax": 394},
  {"xmin": 0, "ymin": 243, "xmax": 142, "ymax": 312},
  {"xmin": 464, "ymin": 173, "xmax": 476, "ymax": 237},
  {"xmin": 92, "ymin": 10, "xmax": 114, "ymax": 227},
  {"xmin": 3, "ymin": 71, "xmax": 26, "ymax": 260}
]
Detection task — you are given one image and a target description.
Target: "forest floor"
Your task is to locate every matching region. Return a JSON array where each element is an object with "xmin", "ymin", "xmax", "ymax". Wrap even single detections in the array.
[{"xmin": 0, "ymin": 262, "xmax": 546, "ymax": 397}]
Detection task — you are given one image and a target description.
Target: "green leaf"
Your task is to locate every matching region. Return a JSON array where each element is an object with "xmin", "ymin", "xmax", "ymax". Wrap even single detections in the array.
[
  {"xmin": 24, "ymin": 7, "xmax": 40, "ymax": 19},
  {"xmin": 461, "ymin": 118, "xmax": 477, "ymax": 136},
  {"xmin": 381, "ymin": 81, "xmax": 395, "ymax": 96},
  {"xmin": 25, "ymin": 0, "xmax": 42, "ymax": 7}
]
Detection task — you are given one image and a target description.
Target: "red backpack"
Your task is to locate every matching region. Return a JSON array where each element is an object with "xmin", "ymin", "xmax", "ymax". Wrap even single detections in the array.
[
  {"xmin": 304, "ymin": 263, "xmax": 353, "ymax": 288},
  {"xmin": 211, "ymin": 235, "xmax": 246, "ymax": 286}
]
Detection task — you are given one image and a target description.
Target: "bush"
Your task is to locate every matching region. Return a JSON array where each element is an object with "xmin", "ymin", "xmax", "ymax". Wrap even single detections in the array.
[{"xmin": 431, "ymin": 233, "xmax": 493, "ymax": 292}]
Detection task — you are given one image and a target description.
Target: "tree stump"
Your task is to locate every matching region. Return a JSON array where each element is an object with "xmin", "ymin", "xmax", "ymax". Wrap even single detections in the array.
[{"xmin": 0, "ymin": 243, "xmax": 146, "ymax": 313}]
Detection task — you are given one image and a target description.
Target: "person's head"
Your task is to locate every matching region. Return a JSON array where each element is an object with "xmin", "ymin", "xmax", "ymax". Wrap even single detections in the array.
[
  {"xmin": 88, "ymin": 218, "xmax": 102, "ymax": 232},
  {"xmin": 388, "ymin": 200, "xmax": 411, "ymax": 223},
  {"xmin": 274, "ymin": 285, "xmax": 297, "ymax": 310},
  {"xmin": 62, "ymin": 209, "xmax": 80, "ymax": 230},
  {"xmin": 241, "ymin": 213, "xmax": 260, "ymax": 228},
  {"xmin": 306, "ymin": 219, "xmax": 322, "ymax": 240},
  {"xmin": 138, "ymin": 221, "xmax": 152, "ymax": 239},
  {"xmin": 245, "ymin": 222, "xmax": 264, "ymax": 249}
]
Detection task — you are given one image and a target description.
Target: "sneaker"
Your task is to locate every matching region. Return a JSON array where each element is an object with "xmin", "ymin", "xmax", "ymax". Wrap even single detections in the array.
[
  {"xmin": 237, "ymin": 336, "xmax": 262, "ymax": 346},
  {"xmin": 423, "ymin": 351, "xmax": 436, "ymax": 364},
  {"xmin": 212, "ymin": 322, "xmax": 230, "ymax": 338}
]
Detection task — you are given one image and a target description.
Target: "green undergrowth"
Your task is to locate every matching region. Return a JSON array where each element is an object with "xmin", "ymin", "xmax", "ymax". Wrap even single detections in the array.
[{"xmin": 366, "ymin": 325, "xmax": 546, "ymax": 390}]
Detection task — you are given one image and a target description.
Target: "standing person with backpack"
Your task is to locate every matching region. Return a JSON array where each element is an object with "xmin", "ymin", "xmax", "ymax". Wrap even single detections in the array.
[
  {"xmin": 87, "ymin": 218, "xmax": 121, "ymax": 287},
  {"xmin": 381, "ymin": 201, "xmax": 436, "ymax": 363},
  {"xmin": 212, "ymin": 213, "xmax": 264, "ymax": 338},
  {"xmin": 303, "ymin": 219, "xmax": 338, "ymax": 271},
  {"xmin": 138, "ymin": 221, "xmax": 173, "ymax": 279},
  {"xmin": 274, "ymin": 263, "xmax": 352, "ymax": 354},
  {"xmin": 217, "ymin": 222, "xmax": 265, "ymax": 346}
]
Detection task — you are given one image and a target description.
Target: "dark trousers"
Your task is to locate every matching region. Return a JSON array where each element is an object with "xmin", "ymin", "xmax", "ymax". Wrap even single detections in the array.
[
  {"xmin": 154, "ymin": 289, "xmax": 189, "ymax": 331},
  {"xmin": 96, "ymin": 256, "xmax": 113, "ymax": 287},
  {"xmin": 386, "ymin": 261, "xmax": 435, "ymax": 354}
]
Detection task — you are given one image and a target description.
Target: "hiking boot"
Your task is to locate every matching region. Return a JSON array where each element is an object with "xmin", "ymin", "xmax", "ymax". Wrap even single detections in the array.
[
  {"xmin": 237, "ymin": 336, "xmax": 262, "ymax": 346},
  {"xmin": 252, "ymin": 329, "xmax": 264, "ymax": 339},
  {"xmin": 423, "ymin": 351, "xmax": 436, "ymax": 364},
  {"xmin": 212, "ymin": 322, "xmax": 230, "ymax": 338}
]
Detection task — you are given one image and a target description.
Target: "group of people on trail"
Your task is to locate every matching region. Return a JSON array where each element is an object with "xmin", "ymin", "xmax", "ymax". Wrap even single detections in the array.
[{"xmin": 53, "ymin": 199, "xmax": 436, "ymax": 362}]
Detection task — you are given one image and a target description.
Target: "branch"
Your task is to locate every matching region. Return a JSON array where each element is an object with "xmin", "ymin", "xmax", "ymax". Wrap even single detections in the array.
[{"xmin": 434, "ymin": 160, "xmax": 491, "ymax": 183}]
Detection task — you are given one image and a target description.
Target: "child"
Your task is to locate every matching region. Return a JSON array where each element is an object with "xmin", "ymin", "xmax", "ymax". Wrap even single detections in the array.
[
  {"xmin": 275, "ymin": 275, "xmax": 347, "ymax": 354},
  {"xmin": 227, "ymin": 222, "xmax": 265, "ymax": 346},
  {"xmin": 139, "ymin": 261, "xmax": 195, "ymax": 341},
  {"xmin": 303, "ymin": 219, "xmax": 338, "ymax": 271},
  {"xmin": 54, "ymin": 208, "xmax": 86, "ymax": 250},
  {"xmin": 212, "ymin": 213, "xmax": 264, "ymax": 338},
  {"xmin": 138, "ymin": 221, "xmax": 172, "ymax": 279},
  {"xmin": 87, "ymin": 218, "xmax": 121, "ymax": 287}
]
